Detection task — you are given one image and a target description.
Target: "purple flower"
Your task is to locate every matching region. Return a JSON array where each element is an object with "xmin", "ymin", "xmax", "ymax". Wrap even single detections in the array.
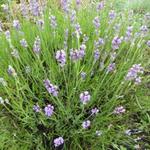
[
  {"xmin": 55, "ymin": 50, "xmax": 66, "ymax": 67},
  {"xmin": 44, "ymin": 79, "xmax": 58, "ymax": 96},
  {"xmin": 91, "ymin": 107, "xmax": 99, "ymax": 115},
  {"xmin": 140, "ymin": 25, "xmax": 148, "ymax": 33},
  {"xmin": 80, "ymin": 72, "xmax": 86, "ymax": 79},
  {"xmin": 70, "ymin": 10, "xmax": 76, "ymax": 23},
  {"xmin": 79, "ymin": 44, "xmax": 86, "ymax": 58},
  {"xmin": 61, "ymin": 0, "xmax": 70, "ymax": 13},
  {"xmin": 135, "ymin": 77, "xmax": 142, "ymax": 85},
  {"xmin": 75, "ymin": 23, "xmax": 82, "ymax": 35},
  {"xmin": 107, "ymin": 63, "xmax": 116, "ymax": 72},
  {"xmin": 36, "ymin": 19, "xmax": 44, "ymax": 29},
  {"xmin": 33, "ymin": 36, "xmax": 41, "ymax": 54},
  {"xmin": 44, "ymin": 104, "xmax": 54, "ymax": 117},
  {"xmin": 83, "ymin": 34, "xmax": 89, "ymax": 44},
  {"xmin": 112, "ymin": 36, "xmax": 122, "ymax": 50},
  {"xmin": 113, "ymin": 106, "xmax": 126, "ymax": 115},
  {"xmin": 70, "ymin": 49, "xmax": 80, "ymax": 61},
  {"xmin": 20, "ymin": 0, "xmax": 29, "ymax": 18},
  {"xmin": 124, "ymin": 26, "xmax": 133, "ymax": 41},
  {"xmin": 33, "ymin": 104, "xmax": 41, "ymax": 112},
  {"xmin": 147, "ymin": 40, "xmax": 150, "ymax": 47},
  {"xmin": 82, "ymin": 120, "xmax": 91, "ymax": 129},
  {"xmin": 29, "ymin": 0, "xmax": 41, "ymax": 16},
  {"xmin": 109, "ymin": 10, "xmax": 116, "ymax": 20},
  {"xmin": 95, "ymin": 38, "xmax": 104, "ymax": 49},
  {"xmin": 5, "ymin": 30, "xmax": 10, "ymax": 40},
  {"xmin": 97, "ymin": 38, "xmax": 104, "ymax": 46},
  {"xmin": 97, "ymin": 1, "xmax": 104, "ymax": 11},
  {"xmin": 76, "ymin": 0, "xmax": 81, "ymax": 6},
  {"xmin": 127, "ymin": 26, "xmax": 133, "ymax": 32},
  {"xmin": 20, "ymin": 39, "xmax": 28, "ymax": 48},
  {"xmin": 7, "ymin": 65, "xmax": 17, "ymax": 77},
  {"xmin": 94, "ymin": 50, "xmax": 100, "ymax": 60},
  {"xmin": 13, "ymin": 20, "xmax": 21, "ymax": 30},
  {"xmin": 54, "ymin": 137, "xmax": 64, "ymax": 147},
  {"xmin": 80, "ymin": 91, "xmax": 91, "ymax": 105},
  {"xmin": 50, "ymin": 15, "xmax": 57, "ymax": 29},
  {"xmin": 93, "ymin": 17, "xmax": 100, "ymax": 29},
  {"xmin": 126, "ymin": 64, "xmax": 144, "ymax": 84}
]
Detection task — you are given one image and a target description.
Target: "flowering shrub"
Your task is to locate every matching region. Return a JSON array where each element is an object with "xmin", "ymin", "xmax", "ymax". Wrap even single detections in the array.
[{"xmin": 0, "ymin": 0, "xmax": 150, "ymax": 149}]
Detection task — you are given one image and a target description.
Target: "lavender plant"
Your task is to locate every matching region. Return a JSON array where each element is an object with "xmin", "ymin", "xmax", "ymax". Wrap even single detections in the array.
[{"xmin": 0, "ymin": 0, "xmax": 150, "ymax": 149}]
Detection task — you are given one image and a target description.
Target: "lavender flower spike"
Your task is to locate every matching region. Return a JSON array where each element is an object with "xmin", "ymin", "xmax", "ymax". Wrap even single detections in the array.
[
  {"xmin": 20, "ymin": 0, "xmax": 29, "ymax": 18},
  {"xmin": 20, "ymin": 39, "xmax": 28, "ymax": 48},
  {"xmin": 107, "ymin": 63, "xmax": 116, "ymax": 72},
  {"xmin": 76, "ymin": 0, "xmax": 81, "ymax": 6},
  {"xmin": 75, "ymin": 23, "xmax": 82, "ymax": 36},
  {"xmin": 36, "ymin": 19, "xmax": 44, "ymax": 29},
  {"xmin": 54, "ymin": 137, "xmax": 64, "ymax": 147},
  {"xmin": 93, "ymin": 16, "xmax": 100, "ymax": 29},
  {"xmin": 33, "ymin": 36, "xmax": 41, "ymax": 54},
  {"xmin": 113, "ymin": 106, "xmax": 126, "ymax": 115},
  {"xmin": 82, "ymin": 120, "xmax": 91, "ymax": 129},
  {"xmin": 70, "ymin": 49, "xmax": 80, "ymax": 61},
  {"xmin": 50, "ymin": 15, "xmax": 57, "ymax": 29},
  {"xmin": 13, "ymin": 20, "xmax": 21, "ymax": 30},
  {"xmin": 55, "ymin": 50, "xmax": 66, "ymax": 67},
  {"xmin": 97, "ymin": 1, "xmax": 104, "ymax": 11},
  {"xmin": 80, "ymin": 91, "xmax": 91, "ymax": 105},
  {"xmin": 126, "ymin": 64, "xmax": 144, "ymax": 84},
  {"xmin": 5, "ymin": 30, "xmax": 10, "ymax": 40},
  {"xmin": 147, "ymin": 40, "xmax": 150, "ymax": 47},
  {"xmin": 112, "ymin": 36, "xmax": 122, "ymax": 50},
  {"xmin": 61, "ymin": 0, "xmax": 70, "ymax": 13},
  {"xmin": 79, "ymin": 44, "xmax": 86, "ymax": 58},
  {"xmin": 8, "ymin": 65, "xmax": 17, "ymax": 77},
  {"xmin": 94, "ymin": 50, "xmax": 100, "ymax": 61},
  {"xmin": 80, "ymin": 72, "xmax": 86, "ymax": 79},
  {"xmin": 44, "ymin": 104, "xmax": 54, "ymax": 117},
  {"xmin": 29, "ymin": 0, "xmax": 41, "ymax": 16},
  {"xmin": 91, "ymin": 107, "xmax": 99, "ymax": 115},
  {"xmin": 109, "ymin": 10, "xmax": 116, "ymax": 20},
  {"xmin": 33, "ymin": 104, "xmax": 41, "ymax": 112},
  {"xmin": 44, "ymin": 79, "xmax": 59, "ymax": 96}
]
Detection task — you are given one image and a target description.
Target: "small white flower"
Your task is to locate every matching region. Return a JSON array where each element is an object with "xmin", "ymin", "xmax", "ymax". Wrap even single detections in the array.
[
  {"xmin": 0, "ymin": 97, "xmax": 4, "ymax": 104},
  {"xmin": 5, "ymin": 99, "xmax": 9, "ymax": 104},
  {"xmin": 0, "ymin": 78, "xmax": 7, "ymax": 86},
  {"xmin": 11, "ymin": 49, "xmax": 19, "ymax": 58},
  {"xmin": 96, "ymin": 130, "xmax": 102, "ymax": 136}
]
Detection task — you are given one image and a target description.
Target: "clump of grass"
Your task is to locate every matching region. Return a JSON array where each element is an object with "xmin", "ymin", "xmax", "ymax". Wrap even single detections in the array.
[{"xmin": 0, "ymin": 0, "xmax": 150, "ymax": 149}]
